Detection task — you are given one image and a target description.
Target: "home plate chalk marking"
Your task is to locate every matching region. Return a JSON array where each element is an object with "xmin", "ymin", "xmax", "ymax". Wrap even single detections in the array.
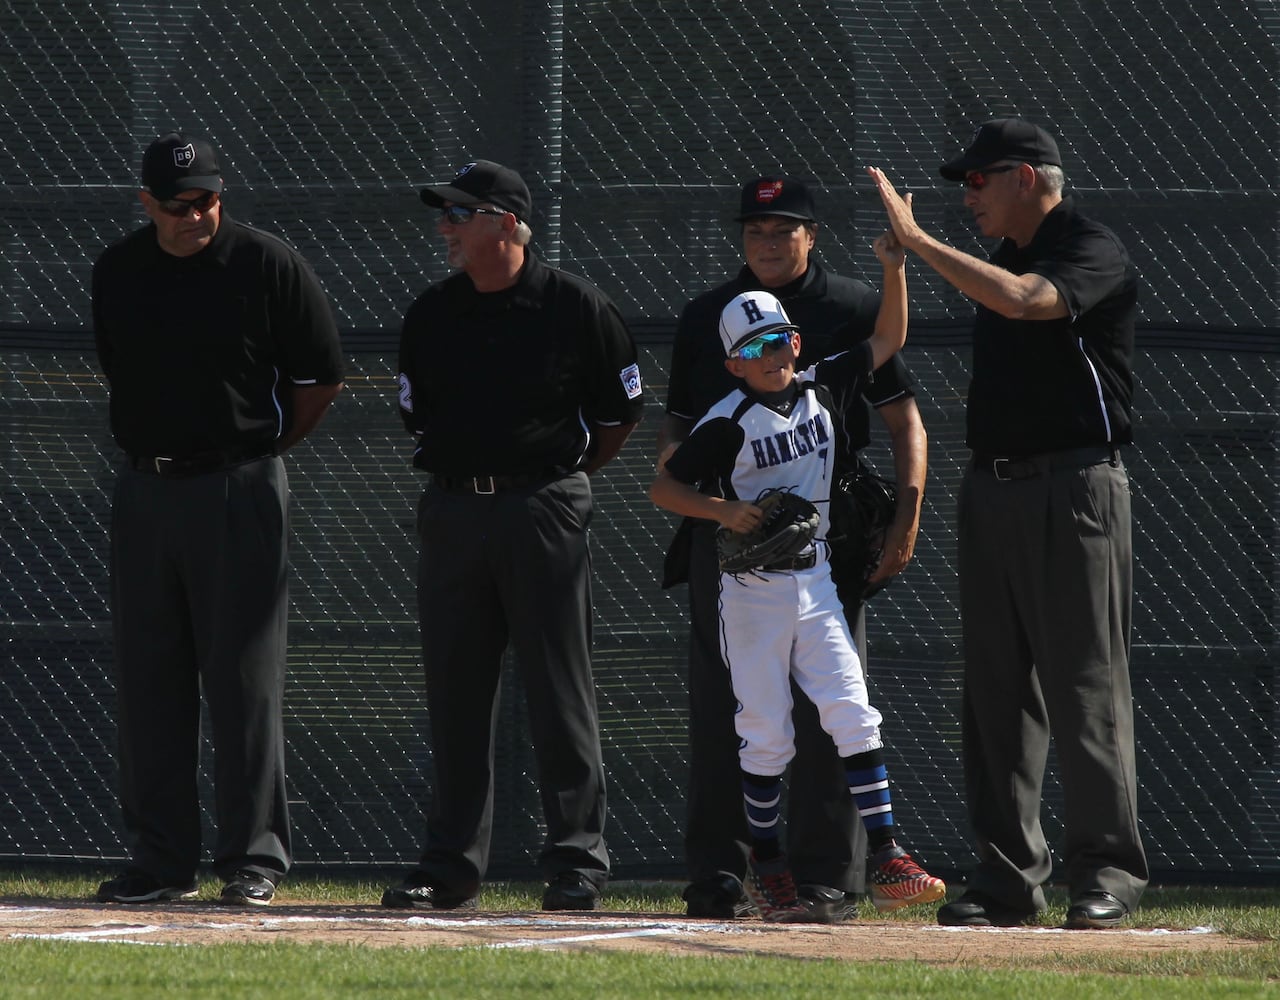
[
  {"xmin": 0, "ymin": 905, "xmax": 1220, "ymax": 948},
  {"xmin": 924, "ymin": 924, "xmax": 1219, "ymax": 936},
  {"xmin": 489, "ymin": 927, "xmax": 678, "ymax": 949},
  {"xmin": 11, "ymin": 926, "xmax": 165, "ymax": 945},
  {"xmin": 1, "ymin": 906, "xmax": 742, "ymax": 948}
]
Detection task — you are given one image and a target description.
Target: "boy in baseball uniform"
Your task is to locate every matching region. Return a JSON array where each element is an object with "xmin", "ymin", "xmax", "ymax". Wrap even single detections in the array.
[{"xmin": 650, "ymin": 230, "xmax": 944, "ymax": 922}]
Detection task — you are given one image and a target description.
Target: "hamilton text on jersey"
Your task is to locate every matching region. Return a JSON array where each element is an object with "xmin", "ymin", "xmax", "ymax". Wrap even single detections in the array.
[{"xmin": 749, "ymin": 413, "xmax": 830, "ymax": 469}]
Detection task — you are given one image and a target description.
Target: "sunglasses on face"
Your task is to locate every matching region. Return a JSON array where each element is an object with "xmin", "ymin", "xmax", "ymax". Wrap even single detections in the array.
[
  {"xmin": 154, "ymin": 191, "xmax": 219, "ymax": 217},
  {"xmin": 962, "ymin": 164, "xmax": 1020, "ymax": 191},
  {"xmin": 440, "ymin": 205, "xmax": 509, "ymax": 225},
  {"xmin": 733, "ymin": 332, "xmax": 794, "ymax": 359}
]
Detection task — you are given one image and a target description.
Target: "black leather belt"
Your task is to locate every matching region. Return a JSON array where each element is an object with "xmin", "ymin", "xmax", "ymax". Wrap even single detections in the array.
[
  {"xmin": 972, "ymin": 445, "xmax": 1118, "ymax": 482},
  {"xmin": 762, "ymin": 551, "xmax": 817, "ymax": 572},
  {"xmin": 432, "ymin": 472, "xmax": 559, "ymax": 495},
  {"xmin": 128, "ymin": 450, "xmax": 272, "ymax": 477}
]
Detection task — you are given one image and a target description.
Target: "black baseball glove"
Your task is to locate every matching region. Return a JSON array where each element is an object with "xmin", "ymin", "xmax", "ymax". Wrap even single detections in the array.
[
  {"xmin": 828, "ymin": 461, "xmax": 898, "ymax": 599},
  {"xmin": 716, "ymin": 488, "xmax": 821, "ymax": 575}
]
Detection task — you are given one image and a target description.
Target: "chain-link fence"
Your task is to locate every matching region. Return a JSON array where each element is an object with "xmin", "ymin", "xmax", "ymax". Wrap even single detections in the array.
[{"xmin": 1, "ymin": 1, "xmax": 1276, "ymax": 881}]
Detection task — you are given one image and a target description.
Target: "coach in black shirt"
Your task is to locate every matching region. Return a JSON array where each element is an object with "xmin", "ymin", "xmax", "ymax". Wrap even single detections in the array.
[
  {"xmin": 385, "ymin": 159, "xmax": 644, "ymax": 912},
  {"xmin": 92, "ymin": 132, "xmax": 344, "ymax": 907}
]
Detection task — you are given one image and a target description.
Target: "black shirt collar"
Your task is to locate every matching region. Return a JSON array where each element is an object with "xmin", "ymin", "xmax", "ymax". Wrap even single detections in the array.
[
  {"xmin": 450, "ymin": 249, "xmax": 547, "ymax": 310},
  {"xmin": 737, "ymin": 260, "xmax": 827, "ymax": 300},
  {"xmin": 745, "ymin": 379, "xmax": 800, "ymax": 415},
  {"xmin": 146, "ymin": 211, "xmax": 237, "ymax": 268},
  {"xmin": 997, "ymin": 197, "xmax": 1075, "ymax": 262}
]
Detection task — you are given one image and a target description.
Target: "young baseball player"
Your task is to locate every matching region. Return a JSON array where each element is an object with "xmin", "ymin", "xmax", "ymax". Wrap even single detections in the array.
[{"xmin": 650, "ymin": 233, "xmax": 944, "ymax": 922}]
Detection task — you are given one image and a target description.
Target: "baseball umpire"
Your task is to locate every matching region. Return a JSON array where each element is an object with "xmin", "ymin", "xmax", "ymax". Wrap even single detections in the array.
[
  {"xmin": 383, "ymin": 159, "xmax": 644, "ymax": 912},
  {"xmin": 871, "ymin": 119, "xmax": 1148, "ymax": 928},
  {"xmin": 657, "ymin": 175, "xmax": 927, "ymax": 921},
  {"xmin": 92, "ymin": 132, "xmax": 345, "ymax": 906}
]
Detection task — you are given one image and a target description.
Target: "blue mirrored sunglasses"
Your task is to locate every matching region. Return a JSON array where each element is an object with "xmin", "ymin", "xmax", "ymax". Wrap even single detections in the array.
[{"xmin": 733, "ymin": 332, "xmax": 793, "ymax": 359}]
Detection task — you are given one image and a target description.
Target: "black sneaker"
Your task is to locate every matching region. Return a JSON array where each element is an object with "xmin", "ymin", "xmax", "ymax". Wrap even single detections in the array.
[
  {"xmin": 683, "ymin": 872, "xmax": 753, "ymax": 919},
  {"xmin": 219, "ymin": 871, "xmax": 276, "ymax": 907},
  {"xmin": 381, "ymin": 878, "xmax": 477, "ymax": 910},
  {"xmin": 96, "ymin": 871, "xmax": 198, "ymax": 904},
  {"xmin": 796, "ymin": 883, "xmax": 858, "ymax": 923},
  {"xmin": 542, "ymin": 872, "xmax": 600, "ymax": 911}
]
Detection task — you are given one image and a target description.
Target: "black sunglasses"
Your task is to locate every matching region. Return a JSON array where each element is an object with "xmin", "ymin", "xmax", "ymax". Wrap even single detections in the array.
[
  {"xmin": 154, "ymin": 190, "xmax": 219, "ymax": 217},
  {"xmin": 962, "ymin": 164, "xmax": 1020, "ymax": 191},
  {"xmin": 440, "ymin": 205, "xmax": 510, "ymax": 225}
]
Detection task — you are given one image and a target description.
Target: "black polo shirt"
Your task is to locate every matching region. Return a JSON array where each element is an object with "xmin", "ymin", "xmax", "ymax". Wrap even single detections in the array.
[
  {"xmin": 666, "ymin": 260, "xmax": 915, "ymax": 452},
  {"xmin": 92, "ymin": 214, "xmax": 344, "ymax": 458},
  {"xmin": 966, "ymin": 198, "xmax": 1137, "ymax": 454},
  {"xmin": 397, "ymin": 251, "xmax": 644, "ymax": 475}
]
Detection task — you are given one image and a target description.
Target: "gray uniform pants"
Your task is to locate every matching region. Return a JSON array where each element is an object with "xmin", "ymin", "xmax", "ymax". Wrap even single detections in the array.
[
  {"xmin": 957, "ymin": 454, "xmax": 1147, "ymax": 912},
  {"xmin": 109, "ymin": 457, "xmax": 292, "ymax": 885}
]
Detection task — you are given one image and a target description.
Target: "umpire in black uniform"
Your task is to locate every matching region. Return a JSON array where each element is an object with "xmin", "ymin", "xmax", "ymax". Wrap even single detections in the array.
[
  {"xmin": 871, "ymin": 119, "xmax": 1148, "ymax": 928},
  {"xmin": 92, "ymin": 133, "xmax": 345, "ymax": 906},
  {"xmin": 657, "ymin": 176, "xmax": 927, "ymax": 921},
  {"xmin": 385, "ymin": 159, "xmax": 644, "ymax": 912}
]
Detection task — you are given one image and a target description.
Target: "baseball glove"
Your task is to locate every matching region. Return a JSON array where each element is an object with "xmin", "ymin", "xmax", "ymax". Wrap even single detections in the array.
[
  {"xmin": 716, "ymin": 488, "xmax": 820, "ymax": 575},
  {"xmin": 828, "ymin": 461, "xmax": 898, "ymax": 599}
]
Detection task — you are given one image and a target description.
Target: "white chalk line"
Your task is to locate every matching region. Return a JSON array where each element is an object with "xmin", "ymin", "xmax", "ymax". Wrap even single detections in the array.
[
  {"xmin": 924, "ymin": 924, "xmax": 1219, "ymax": 936},
  {"xmin": 1, "ymin": 907, "xmax": 744, "ymax": 948},
  {"xmin": 489, "ymin": 928, "xmax": 679, "ymax": 949},
  {"xmin": 0, "ymin": 905, "xmax": 1221, "ymax": 947}
]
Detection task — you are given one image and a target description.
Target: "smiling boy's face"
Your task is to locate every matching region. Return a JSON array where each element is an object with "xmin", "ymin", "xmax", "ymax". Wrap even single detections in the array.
[{"xmin": 724, "ymin": 331, "xmax": 801, "ymax": 393}]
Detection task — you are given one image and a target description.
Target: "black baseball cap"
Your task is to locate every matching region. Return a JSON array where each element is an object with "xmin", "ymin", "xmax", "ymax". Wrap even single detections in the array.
[
  {"xmin": 142, "ymin": 133, "xmax": 223, "ymax": 199},
  {"xmin": 940, "ymin": 118, "xmax": 1062, "ymax": 181},
  {"xmin": 419, "ymin": 159, "xmax": 533, "ymax": 222},
  {"xmin": 735, "ymin": 176, "xmax": 817, "ymax": 222}
]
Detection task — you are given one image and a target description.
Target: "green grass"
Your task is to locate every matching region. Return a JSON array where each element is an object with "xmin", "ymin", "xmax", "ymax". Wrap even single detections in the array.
[
  {"xmin": 1, "ymin": 941, "xmax": 1278, "ymax": 1000},
  {"xmin": 1, "ymin": 943, "xmax": 1278, "ymax": 1000},
  {"xmin": 1, "ymin": 870, "xmax": 1277, "ymax": 998}
]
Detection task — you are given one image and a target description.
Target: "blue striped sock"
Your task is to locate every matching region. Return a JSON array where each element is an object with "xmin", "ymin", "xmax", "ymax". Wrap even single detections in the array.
[
  {"xmin": 846, "ymin": 761, "xmax": 895, "ymax": 839},
  {"xmin": 741, "ymin": 773, "xmax": 783, "ymax": 859}
]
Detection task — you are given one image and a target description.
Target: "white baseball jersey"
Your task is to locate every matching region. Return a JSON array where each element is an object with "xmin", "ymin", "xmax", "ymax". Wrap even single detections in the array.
[{"xmin": 664, "ymin": 343, "xmax": 884, "ymax": 776}]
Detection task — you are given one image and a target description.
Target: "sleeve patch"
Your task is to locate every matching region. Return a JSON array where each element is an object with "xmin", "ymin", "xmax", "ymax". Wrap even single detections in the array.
[
  {"xmin": 620, "ymin": 362, "xmax": 643, "ymax": 400},
  {"xmin": 397, "ymin": 372, "xmax": 413, "ymax": 412}
]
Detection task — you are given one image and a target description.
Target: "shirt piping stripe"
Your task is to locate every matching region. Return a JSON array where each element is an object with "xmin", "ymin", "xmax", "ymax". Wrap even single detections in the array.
[{"xmin": 1076, "ymin": 337, "xmax": 1113, "ymax": 442}]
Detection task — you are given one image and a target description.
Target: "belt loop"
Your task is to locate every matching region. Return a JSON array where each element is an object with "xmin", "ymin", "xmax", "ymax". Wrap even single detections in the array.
[{"xmin": 473, "ymin": 476, "xmax": 496, "ymax": 495}]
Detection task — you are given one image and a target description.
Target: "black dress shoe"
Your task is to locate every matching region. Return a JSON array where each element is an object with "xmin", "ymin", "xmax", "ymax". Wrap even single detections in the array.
[
  {"xmin": 937, "ymin": 889, "xmax": 1035, "ymax": 927},
  {"xmin": 683, "ymin": 872, "xmax": 752, "ymax": 919},
  {"xmin": 1065, "ymin": 890, "xmax": 1128, "ymax": 929},
  {"xmin": 542, "ymin": 872, "xmax": 600, "ymax": 911}
]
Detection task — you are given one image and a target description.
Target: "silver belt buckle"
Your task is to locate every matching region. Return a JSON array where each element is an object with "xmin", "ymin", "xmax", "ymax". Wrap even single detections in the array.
[
  {"xmin": 154, "ymin": 456, "xmax": 174, "ymax": 474},
  {"xmin": 992, "ymin": 457, "xmax": 1014, "ymax": 481},
  {"xmin": 473, "ymin": 476, "xmax": 496, "ymax": 495}
]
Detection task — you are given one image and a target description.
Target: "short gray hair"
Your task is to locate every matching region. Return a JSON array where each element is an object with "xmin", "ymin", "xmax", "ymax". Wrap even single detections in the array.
[{"xmin": 1035, "ymin": 164, "xmax": 1065, "ymax": 195}]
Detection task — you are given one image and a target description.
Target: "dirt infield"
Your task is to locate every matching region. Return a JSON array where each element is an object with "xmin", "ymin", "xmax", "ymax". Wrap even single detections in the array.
[{"xmin": 0, "ymin": 900, "xmax": 1262, "ymax": 966}]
